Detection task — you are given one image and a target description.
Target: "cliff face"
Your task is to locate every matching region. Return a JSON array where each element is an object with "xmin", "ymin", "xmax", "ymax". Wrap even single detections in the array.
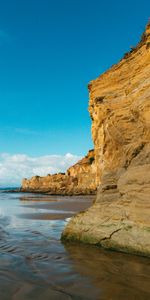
[
  {"xmin": 21, "ymin": 150, "xmax": 97, "ymax": 195},
  {"xmin": 62, "ymin": 24, "xmax": 150, "ymax": 256}
]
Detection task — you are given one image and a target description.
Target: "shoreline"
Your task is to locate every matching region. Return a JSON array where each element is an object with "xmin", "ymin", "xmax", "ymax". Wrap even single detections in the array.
[{"xmin": 4, "ymin": 188, "xmax": 97, "ymax": 196}]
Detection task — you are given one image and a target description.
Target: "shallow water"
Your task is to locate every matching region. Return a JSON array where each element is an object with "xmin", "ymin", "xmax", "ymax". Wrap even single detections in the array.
[{"xmin": 0, "ymin": 192, "xmax": 150, "ymax": 300}]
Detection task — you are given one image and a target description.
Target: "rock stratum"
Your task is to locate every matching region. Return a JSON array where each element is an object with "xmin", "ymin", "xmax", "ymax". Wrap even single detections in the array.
[
  {"xmin": 62, "ymin": 23, "xmax": 150, "ymax": 257},
  {"xmin": 21, "ymin": 150, "xmax": 97, "ymax": 195}
]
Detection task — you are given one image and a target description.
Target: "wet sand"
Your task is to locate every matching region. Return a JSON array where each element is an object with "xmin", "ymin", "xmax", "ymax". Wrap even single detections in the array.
[
  {"xmin": 19, "ymin": 195, "xmax": 94, "ymax": 220},
  {"xmin": 0, "ymin": 192, "xmax": 150, "ymax": 300},
  {"xmin": 18, "ymin": 194, "xmax": 93, "ymax": 221}
]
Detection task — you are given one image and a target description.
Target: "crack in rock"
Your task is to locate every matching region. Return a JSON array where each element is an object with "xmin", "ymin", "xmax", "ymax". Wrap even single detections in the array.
[{"xmin": 99, "ymin": 228, "xmax": 122, "ymax": 244}]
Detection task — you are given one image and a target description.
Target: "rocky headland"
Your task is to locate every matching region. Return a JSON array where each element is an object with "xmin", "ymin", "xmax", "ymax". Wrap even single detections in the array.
[
  {"xmin": 62, "ymin": 23, "xmax": 150, "ymax": 257},
  {"xmin": 21, "ymin": 149, "xmax": 97, "ymax": 195}
]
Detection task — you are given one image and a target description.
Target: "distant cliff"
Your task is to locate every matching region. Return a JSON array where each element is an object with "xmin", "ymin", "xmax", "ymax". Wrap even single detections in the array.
[
  {"xmin": 62, "ymin": 23, "xmax": 150, "ymax": 256},
  {"xmin": 21, "ymin": 149, "xmax": 97, "ymax": 195}
]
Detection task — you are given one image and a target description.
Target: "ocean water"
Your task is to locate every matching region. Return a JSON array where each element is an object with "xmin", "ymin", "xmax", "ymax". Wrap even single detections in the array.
[{"xmin": 0, "ymin": 191, "xmax": 150, "ymax": 300}]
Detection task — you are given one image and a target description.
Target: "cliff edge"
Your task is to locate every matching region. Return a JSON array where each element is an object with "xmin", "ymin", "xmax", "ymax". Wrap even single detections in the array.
[
  {"xmin": 62, "ymin": 23, "xmax": 150, "ymax": 256},
  {"xmin": 21, "ymin": 149, "xmax": 97, "ymax": 195}
]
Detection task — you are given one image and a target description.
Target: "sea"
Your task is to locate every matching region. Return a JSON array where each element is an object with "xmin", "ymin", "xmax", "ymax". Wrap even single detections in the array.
[{"xmin": 0, "ymin": 189, "xmax": 150, "ymax": 300}]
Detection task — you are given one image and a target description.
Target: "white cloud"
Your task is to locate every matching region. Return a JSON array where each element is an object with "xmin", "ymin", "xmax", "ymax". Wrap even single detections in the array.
[{"xmin": 0, "ymin": 153, "xmax": 82, "ymax": 187}]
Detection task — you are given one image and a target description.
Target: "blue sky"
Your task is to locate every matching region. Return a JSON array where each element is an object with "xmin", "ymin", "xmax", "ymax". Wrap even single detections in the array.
[{"xmin": 0, "ymin": 0, "xmax": 149, "ymax": 185}]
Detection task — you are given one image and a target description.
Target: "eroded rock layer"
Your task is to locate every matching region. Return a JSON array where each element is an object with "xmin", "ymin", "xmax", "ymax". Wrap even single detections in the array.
[
  {"xmin": 21, "ymin": 150, "xmax": 97, "ymax": 195},
  {"xmin": 62, "ymin": 23, "xmax": 150, "ymax": 256}
]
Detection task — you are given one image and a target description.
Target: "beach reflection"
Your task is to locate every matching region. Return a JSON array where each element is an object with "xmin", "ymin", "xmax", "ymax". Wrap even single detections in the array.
[
  {"xmin": 0, "ymin": 191, "xmax": 150, "ymax": 300},
  {"xmin": 64, "ymin": 242, "xmax": 150, "ymax": 300}
]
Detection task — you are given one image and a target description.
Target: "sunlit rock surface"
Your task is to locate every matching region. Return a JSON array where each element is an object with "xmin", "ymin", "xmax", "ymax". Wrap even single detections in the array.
[
  {"xmin": 21, "ymin": 150, "xmax": 97, "ymax": 195},
  {"xmin": 62, "ymin": 23, "xmax": 150, "ymax": 256}
]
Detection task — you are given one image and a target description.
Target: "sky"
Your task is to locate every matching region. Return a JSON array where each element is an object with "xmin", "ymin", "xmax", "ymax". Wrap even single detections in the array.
[{"xmin": 0, "ymin": 0, "xmax": 149, "ymax": 186}]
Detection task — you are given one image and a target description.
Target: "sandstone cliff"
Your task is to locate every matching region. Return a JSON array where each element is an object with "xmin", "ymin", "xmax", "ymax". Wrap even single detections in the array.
[
  {"xmin": 62, "ymin": 23, "xmax": 150, "ymax": 256},
  {"xmin": 21, "ymin": 150, "xmax": 97, "ymax": 195}
]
